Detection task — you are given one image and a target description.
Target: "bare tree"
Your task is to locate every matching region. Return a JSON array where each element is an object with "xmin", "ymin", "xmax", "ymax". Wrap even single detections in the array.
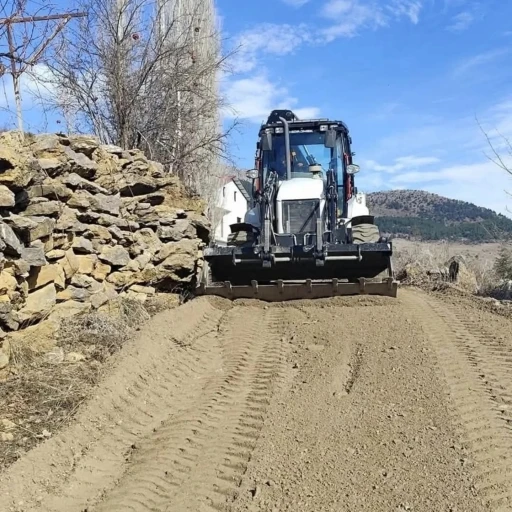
[
  {"xmin": 0, "ymin": 0, "xmax": 85, "ymax": 134},
  {"xmin": 32, "ymin": 0, "xmax": 239, "ymax": 221},
  {"xmin": 478, "ymin": 117, "xmax": 512, "ymax": 210}
]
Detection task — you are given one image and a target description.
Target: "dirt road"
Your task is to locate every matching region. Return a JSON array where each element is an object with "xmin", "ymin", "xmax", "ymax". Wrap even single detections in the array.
[{"xmin": 1, "ymin": 288, "xmax": 512, "ymax": 512}]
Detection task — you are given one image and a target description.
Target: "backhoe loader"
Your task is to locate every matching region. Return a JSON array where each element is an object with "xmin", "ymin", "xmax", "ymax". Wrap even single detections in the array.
[{"xmin": 196, "ymin": 109, "xmax": 398, "ymax": 301}]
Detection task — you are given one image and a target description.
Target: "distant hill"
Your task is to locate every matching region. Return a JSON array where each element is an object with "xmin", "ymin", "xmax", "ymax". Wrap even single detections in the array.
[{"xmin": 367, "ymin": 190, "xmax": 512, "ymax": 242}]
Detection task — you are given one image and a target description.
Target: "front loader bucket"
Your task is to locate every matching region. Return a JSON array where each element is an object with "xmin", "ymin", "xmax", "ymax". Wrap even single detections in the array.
[{"xmin": 196, "ymin": 242, "xmax": 398, "ymax": 302}]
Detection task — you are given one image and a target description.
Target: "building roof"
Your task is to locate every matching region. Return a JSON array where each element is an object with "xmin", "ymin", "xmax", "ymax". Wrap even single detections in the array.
[
  {"xmin": 232, "ymin": 176, "xmax": 253, "ymax": 203},
  {"xmin": 220, "ymin": 174, "xmax": 253, "ymax": 203}
]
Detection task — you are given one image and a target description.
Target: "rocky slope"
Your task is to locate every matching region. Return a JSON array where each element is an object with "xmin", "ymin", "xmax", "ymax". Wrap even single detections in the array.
[
  {"xmin": 0, "ymin": 131, "xmax": 209, "ymax": 369},
  {"xmin": 367, "ymin": 190, "xmax": 512, "ymax": 242}
]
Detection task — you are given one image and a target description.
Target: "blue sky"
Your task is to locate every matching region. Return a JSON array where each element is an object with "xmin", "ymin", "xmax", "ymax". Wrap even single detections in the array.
[
  {"xmin": 1, "ymin": 0, "xmax": 512, "ymax": 216},
  {"xmin": 217, "ymin": 0, "xmax": 512, "ymax": 216}
]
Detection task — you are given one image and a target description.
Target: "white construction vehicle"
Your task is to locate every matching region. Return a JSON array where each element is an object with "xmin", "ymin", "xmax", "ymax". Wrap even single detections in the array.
[{"xmin": 197, "ymin": 109, "xmax": 397, "ymax": 301}]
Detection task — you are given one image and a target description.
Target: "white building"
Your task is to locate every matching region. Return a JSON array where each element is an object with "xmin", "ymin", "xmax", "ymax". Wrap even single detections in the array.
[{"xmin": 214, "ymin": 177, "xmax": 253, "ymax": 243}]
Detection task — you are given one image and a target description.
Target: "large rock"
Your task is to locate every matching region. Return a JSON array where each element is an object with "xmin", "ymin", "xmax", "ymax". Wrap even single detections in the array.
[
  {"xmin": 48, "ymin": 301, "xmax": 91, "ymax": 322},
  {"xmin": 90, "ymin": 193, "xmax": 121, "ymax": 215},
  {"xmin": 76, "ymin": 254, "xmax": 98, "ymax": 275},
  {"xmin": 0, "ymin": 146, "xmax": 42, "ymax": 190},
  {"xmin": 67, "ymin": 190, "xmax": 93, "ymax": 209},
  {"xmin": 0, "ymin": 222, "xmax": 23, "ymax": 256},
  {"xmin": 0, "ymin": 270, "xmax": 17, "ymax": 297},
  {"xmin": 0, "ymin": 185, "xmax": 15, "ymax": 207},
  {"xmin": 23, "ymin": 200, "xmax": 62, "ymax": 217},
  {"xmin": 20, "ymin": 245, "xmax": 47, "ymax": 267},
  {"xmin": 99, "ymin": 245, "xmax": 131, "ymax": 267},
  {"xmin": 17, "ymin": 283, "xmax": 57, "ymax": 323},
  {"xmin": 76, "ymin": 211, "xmax": 132, "ymax": 229},
  {"xmin": 18, "ymin": 179, "xmax": 72, "ymax": 202},
  {"xmin": 133, "ymin": 228, "xmax": 163, "ymax": 255},
  {"xmin": 57, "ymin": 285, "xmax": 91, "ymax": 302},
  {"xmin": 55, "ymin": 206, "xmax": 88, "ymax": 233},
  {"xmin": 63, "ymin": 146, "xmax": 98, "ymax": 179},
  {"xmin": 70, "ymin": 274, "xmax": 102, "ymax": 292},
  {"xmin": 69, "ymin": 135, "xmax": 100, "ymax": 156},
  {"xmin": 72, "ymin": 236, "xmax": 95, "ymax": 254},
  {"xmin": 93, "ymin": 261, "xmax": 111, "ymax": 281},
  {"xmin": 156, "ymin": 239, "xmax": 200, "ymax": 282},
  {"xmin": 4, "ymin": 215, "xmax": 55, "ymax": 243},
  {"xmin": 84, "ymin": 224, "xmax": 112, "ymax": 242},
  {"xmin": 27, "ymin": 264, "xmax": 66, "ymax": 290},
  {"xmin": 59, "ymin": 248, "xmax": 80, "ymax": 279},
  {"xmin": 37, "ymin": 158, "xmax": 66, "ymax": 176},
  {"xmin": 0, "ymin": 303, "xmax": 19, "ymax": 331},
  {"xmin": 30, "ymin": 133, "xmax": 65, "ymax": 157},
  {"xmin": 61, "ymin": 173, "xmax": 109, "ymax": 194},
  {"xmin": 157, "ymin": 219, "xmax": 197, "ymax": 242}
]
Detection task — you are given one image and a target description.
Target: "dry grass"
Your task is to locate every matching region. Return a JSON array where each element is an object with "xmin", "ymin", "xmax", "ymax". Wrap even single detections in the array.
[
  {"xmin": 0, "ymin": 296, "xmax": 174, "ymax": 471},
  {"xmin": 393, "ymin": 239, "xmax": 510, "ymax": 298},
  {"xmin": 57, "ymin": 297, "xmax": 151, "ymax": 362}
]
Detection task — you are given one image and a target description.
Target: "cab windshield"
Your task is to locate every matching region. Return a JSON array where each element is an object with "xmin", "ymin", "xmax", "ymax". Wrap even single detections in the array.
[{"xmin": 265, "ymin": 131, "xmax": 335, "ymax": 180}]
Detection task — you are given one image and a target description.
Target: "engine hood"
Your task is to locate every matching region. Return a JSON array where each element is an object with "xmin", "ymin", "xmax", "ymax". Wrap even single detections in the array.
[{"xmin": 276, "ymin": 177, "xmax": 325, "ymax": 201}]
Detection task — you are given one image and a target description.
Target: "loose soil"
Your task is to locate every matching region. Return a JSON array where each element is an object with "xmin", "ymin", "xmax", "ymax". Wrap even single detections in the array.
[{"xmin": 1, "ymin": 288, "xmax": 512, "ymax": 511}]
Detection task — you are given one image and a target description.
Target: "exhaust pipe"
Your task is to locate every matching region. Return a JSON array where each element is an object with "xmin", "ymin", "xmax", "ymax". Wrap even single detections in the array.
[{"xmin": 279, "ymin": 116, "xmax": 292, "ymax": 180}]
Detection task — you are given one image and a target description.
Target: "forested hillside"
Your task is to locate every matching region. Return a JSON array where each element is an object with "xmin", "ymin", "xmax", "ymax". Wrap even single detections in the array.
[{"xmin": 367, "ymin": 190, "xmax": 512, "ymax": 242}]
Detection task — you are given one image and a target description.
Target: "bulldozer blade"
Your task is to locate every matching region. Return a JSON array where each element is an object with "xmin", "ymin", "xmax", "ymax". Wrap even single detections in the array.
[{"xmin": 196, "ymin": 277, "xmax": 398, "ymax": 302}]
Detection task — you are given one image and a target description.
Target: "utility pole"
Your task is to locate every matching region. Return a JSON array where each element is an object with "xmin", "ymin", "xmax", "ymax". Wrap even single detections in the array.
[{"xmin": 0, "ymin": 10, "xmax": 86, "ymax": 135}]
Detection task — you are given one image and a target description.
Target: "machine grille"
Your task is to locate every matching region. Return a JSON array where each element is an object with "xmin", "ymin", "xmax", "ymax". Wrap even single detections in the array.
[{"xmin": 282, "ymin": 200, "xmax": 320, "ymax": 234}]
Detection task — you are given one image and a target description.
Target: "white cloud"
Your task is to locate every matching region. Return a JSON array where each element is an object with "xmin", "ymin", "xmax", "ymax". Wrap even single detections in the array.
[
  {"xmin": 222, "ymin": 74, "xmax": 320, "ymax": 122},
  {"xmin": 452, "ymin": 48, "xmax": 510, "ymax": 77},
  {"xmin": 357, "ymin": 99, "xmax": 512, "ymax": 216},
  {"xmin": 386, "ymin": 0, "xmax": 423, "ymax": 24},
  {"xmin": 0, "ymin": 64, "xmax": 56, "ymax": 113},
  {"xmin": 320, "ymin": 0, "xmax": 387, "ymax": 40},
  {"xmin": 365, "ymin": 155, "xmax": 441, "ymax": 173},
  {"xmin": 319, "ymin": 0, "xmax": 422, "ymax": 41},
  {"xmin": 230, "ymin": 23, "xmax": 310, "ymax": 73},
  {"xmin": 447, "ymin": 11, "xmax": 475, "ymax": 32},
  {"xmin": 281, "ymin": 0, "xmax": 311, "ymax": 6}
]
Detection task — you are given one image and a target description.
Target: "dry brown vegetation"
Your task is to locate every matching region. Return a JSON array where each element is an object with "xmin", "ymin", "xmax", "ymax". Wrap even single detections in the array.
[
  {"xmin": 0, "ymin": 295, "xmax": 175, "ymax": 470},
  {"xmin": 392, "ymin": 239, "xmax": 511, "ymax": 300}
]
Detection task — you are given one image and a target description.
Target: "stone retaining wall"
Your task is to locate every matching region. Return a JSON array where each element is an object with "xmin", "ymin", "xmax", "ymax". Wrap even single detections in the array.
[{"xmin": 0, "ymin": 131, "xmax": 209, "ymax": 367}]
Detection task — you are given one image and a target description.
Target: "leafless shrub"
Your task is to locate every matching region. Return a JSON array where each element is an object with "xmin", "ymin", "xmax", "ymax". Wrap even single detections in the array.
[
  {"xmin": 57, "ymin": 297, "xmax": 150, "ymax": 361},
  {"xmin": 477, "ymin": 117, "xmax": 512, "ymax": 210},
  {"xmin": 29, "ymin": 0, "xmax": 238, "ymax": 221},
  {"xmin": 0, "ymin": 0, "xmax": 85, "ymax": 133}
]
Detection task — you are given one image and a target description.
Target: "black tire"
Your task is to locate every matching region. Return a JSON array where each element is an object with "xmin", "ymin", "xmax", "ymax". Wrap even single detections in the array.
[{"xmin": 351, "ymin": 223, "xmax": 381, "ymax": 244}]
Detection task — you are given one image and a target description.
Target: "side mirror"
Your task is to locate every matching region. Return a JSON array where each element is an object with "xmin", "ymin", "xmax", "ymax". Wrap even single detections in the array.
[
  {"xmin": 261, "ymin": 131, "xmax": 272, "ymax": 151},
  {"xmin": 246, "ymin": 169, "xmax": 258, "ymax": 180},
  {"xmin": 346, "ymin": 164, "xmax": 360, "ymax": 175},
  {"xmin": 324, "ymin": 129, "xmax": 336, "ymax": 148}
]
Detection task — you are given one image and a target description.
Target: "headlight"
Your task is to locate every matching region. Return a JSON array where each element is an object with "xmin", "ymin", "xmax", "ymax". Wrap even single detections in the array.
[
  {"xmin": 346, "ymin": 164, "xmax": 360, "ymax": 175},
  {"xmin": 275, "ymin": 127, "xmax": 284, "ymax": 134}
]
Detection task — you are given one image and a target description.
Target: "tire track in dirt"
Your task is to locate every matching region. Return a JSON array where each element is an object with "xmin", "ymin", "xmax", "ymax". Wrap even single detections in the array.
[
  {"xmin": 90, "ymin": 305, "xmax": 287, "ymax": 512},
  {"xmin": 404, "ymin": 289, "xmax": 512, "ymax": 511},
  {"xmin": 0, "ymin": 298, "xmax": 227, "ymax": 512}
]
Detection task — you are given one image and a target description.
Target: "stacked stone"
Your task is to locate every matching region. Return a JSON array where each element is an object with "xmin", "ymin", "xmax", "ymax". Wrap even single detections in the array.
[{"xmin": 0, "ymin": 131, "xmax": 209, "ymax": 350}]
